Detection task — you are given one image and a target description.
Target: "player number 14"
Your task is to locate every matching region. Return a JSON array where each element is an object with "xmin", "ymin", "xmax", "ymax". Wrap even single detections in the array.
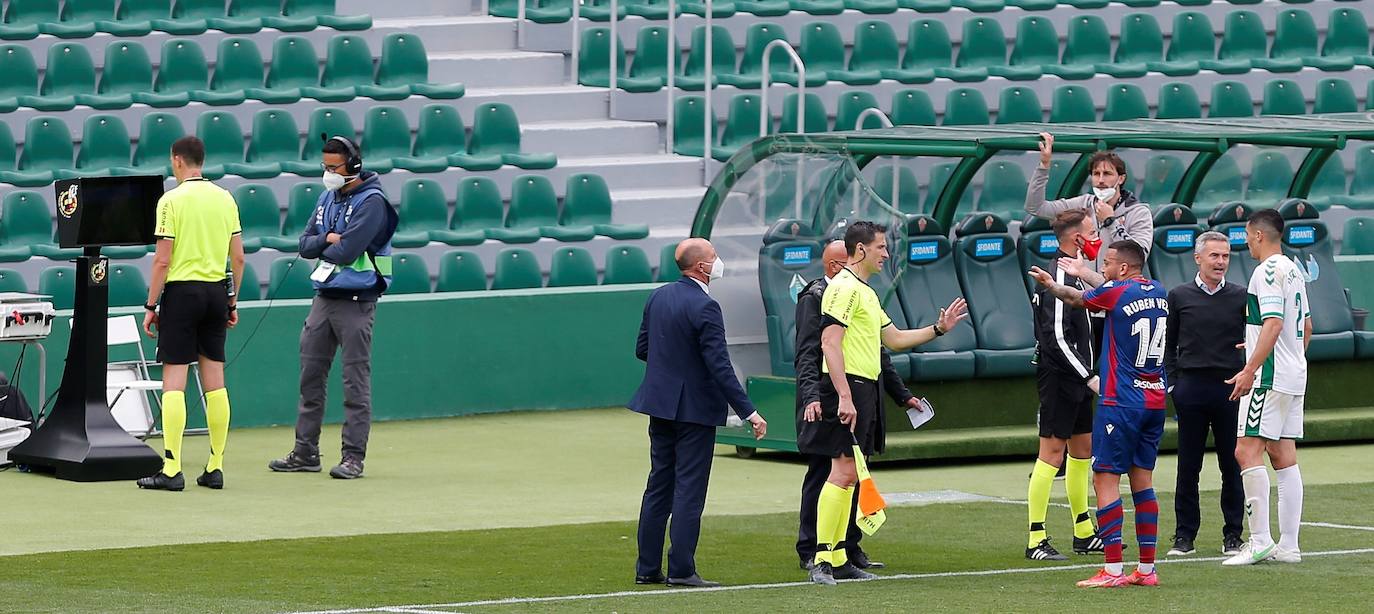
[{"xmin": 1130, "ymin": 316, "xmax": 1167, "ymax": 368}]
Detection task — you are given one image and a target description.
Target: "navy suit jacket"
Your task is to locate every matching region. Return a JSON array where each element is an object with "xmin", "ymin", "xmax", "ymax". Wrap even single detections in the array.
[{"xmin": 629, "ymin": 277, "xmax": 757, "ymax": 427}]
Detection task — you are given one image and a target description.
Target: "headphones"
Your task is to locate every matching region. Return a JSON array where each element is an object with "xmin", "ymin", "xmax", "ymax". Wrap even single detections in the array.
[{"xmin": 325, "ymin": 134, "xmax": 362, "ymax": 176}]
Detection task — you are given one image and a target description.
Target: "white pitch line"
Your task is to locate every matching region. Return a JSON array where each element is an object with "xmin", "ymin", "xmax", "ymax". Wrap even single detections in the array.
[
  {"xmin": 1303, "ymin": 521, "xmax": 1374, "ymax": 532},
  {"xmin": 378, "ymin": 608, "xmax": 460, "ymax": 614},
  {"xmin": 289, "ymin": 547, "xmax": 1374, "ymax": 614}
]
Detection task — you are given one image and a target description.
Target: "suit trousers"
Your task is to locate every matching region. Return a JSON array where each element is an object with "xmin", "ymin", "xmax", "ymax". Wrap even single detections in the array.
[
  {"xmin": 1172, "ymin": 372, "xmax": 1245, "ymax": 542},
  {"xmin": 796, "ymin": 453, "xmax": 865, "ymax": 562},
  {"xmin": 636, "ymin": 416, "xmax": 716, "ymax": 578}
]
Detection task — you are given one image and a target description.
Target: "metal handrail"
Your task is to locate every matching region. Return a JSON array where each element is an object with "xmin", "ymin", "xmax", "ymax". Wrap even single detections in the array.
[
  {"xmin": 758, "ymin": 39, "xmax": 806, "ymax": 217},
  {"xmin": 854, "ymin": 109, "xmax": 899, "ymax": 213},
  {"xmin": 482, "ymin": 0, "xmax": 491, "ymax": 17},
  {"xmin": 516, "ymin": 0, "xmax": 526, "ymax": 48},
  {"xmin": 570, "ymin": 0, "xmax": 581, "ymax": 84},
  {"xmin": 702, "ymin": 1, "xmax": 714, "ymax": 182},
  {"xmin": 665, "ymin": 0, "xmax": 676, "ymax": 153},
  {"xmin": 609, "ymin": 0, "xmax": 618, "ymax": 116}
]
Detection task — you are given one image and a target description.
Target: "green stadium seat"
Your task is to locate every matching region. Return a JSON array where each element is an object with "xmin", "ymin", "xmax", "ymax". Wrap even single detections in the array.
[
  {"xmin": 196, "ymin": 111, "xmax": 246, "ymax": 179},
  {"xmin": 1147, "ymin": 204, "xmax": 1204, "ymax": 290},
  {"xmin": 548, "ymin": 247, "xmax": 598, "ymax": 287},
  {"xmin": 891, "ymin": 89, "xmax": 936, "ymax": 126},
  {"xmin": 715, "ymin": 94, "xmax": 766, "ymax": 161},
  {"xmin": 943, "ymin": 88, "xmax": 989, "ymax": 126},
  {"xmin": 1103, "ymin": 83, "xmax": 1149, "ymax": 121},
  {"xmin": 996, "ymin": 87, "xmax": 1042, "ymax": 124},
  {"xmin": 1050, "ymin": 15, "xmax": 1111, "ymax": 80},
  {"xmin": 1261, "ymin": 80, "xmax": 1306, "ymax": 116},
  {"xmin": 778, "ymin": 92, "xmax": 827, "ymax": 134},
  {"xmin": 1, "ymin": 0, "xmax": 56, "ymax": 39},
  {"xmin": 1313, "ymin": 78, "xmax": 1358, "ymax": 114},
  {"xmin": 1203, "ymin": 11, "xmax": 1263, "ymax": 74},
  {"xmin": 834, "ymin": 91, "xmax": 882, "ymax": 131},
  {"xmin": 1307, "ymin": 155, "xmax": 1348, "ymax": 209},
  {"xmin": 390, "ymin": 179, "xmax": 448, "ymax": 248},
  {"xmin": 736, "ymin": 0, "xmax": 790, "ymax": 15},
  {"xmin": 161, "ymin": 0, "xmax": 221, "ymax": 35},
  {"xmin": 40, "ymin": 43, "xmax": 105, "ymax": 110},
  {"xmin": 54, "ymin": 0, "xmax": 110, "ymax": 37},
  {"xmin": 1266, "ymin": 9, "xmax": 1354, "ymax": 72},
  {"xmin": 39, "ymin": 268, "xmax": 76, "ymax": 310},
  {"xmin": 896, "ymin": 20, "xmax": 952, "ymax": 84},
  {"xmin": 562, "ymin": 173, "xmax": 649, "ymax": 239},
  {"xmin": 1016, "ymin": 215, "xmax": 1055, "ymax": 295},
  {"xmin": 757, "ymin": 219, "xmax": 823, "ymax": 376},
  {"xmin": 1349, "ymin": 146, "xmax": 1374, "ymax": 209},
  {"xmin": 12, "ymin": 116, "xmax": 73, "ymax": 187},
  {"xmin": 436, "ymin": 251, "xmax": 487, "ymax": 292},
  {"xmin": 1206, "ymin": 202, "xmax": 1257, "ymax": 287},
  {"xmin": 1109, "ymin": 12, "xmax": 1166, "ymax": 78},
  {"xmin": 603, "ymin": 245, "xmax": 653, "ymax": 284},
  {"xmin": 1247, "ymin": 152, "xmax": 1297, "ymax": 206},
  {"xmin": 388, "ymin": 253, "xmax": 432, "ymax": 294},
  {"xmin": 657, "ymin": 242, "xmax": 681, "ymax": 281},
  {"xmin": 0, "ymin": 268, "xmax": 28, "ymax": 293},
  {"xmin": 679, "ymin": 26, "xmax": 735, "ymax": 91},
  {"xmin": 977, "ymin": 160, "xmax": 1029, "ymax": 216},
  {"xmin": 448, "ymin": 177, "xmax": 504, "ymax": 245},
  {"xmin": 231, "ymin": 184, "xmax": 280, "ymax": 254},
  {"xmin": 1343, "ymin": 218, "xmax": 1374, "ymax": 255},
  {"xmin": 299, "ymin": 107, "xmax": 355, "ymax": 173},
  {"xmin": 1209, "ymin": 81, "xmax": 1255, "ymax": 118},
  {"xmin": 627, "ymin": 27, "xmax": 676, "ymax": 89},
  {"xmin": 889, "ymin": 215, "xmax": 977, "ymax": 380},
  {"xmin": 1156, "ymin": 82, "xmax": 1202, "ymax": 119},
  {"xmin": 264, "ymin": 36, "xmax": 320, "ymax": 100},
  {"xmin": 948, "ymin": 17, "xmax": 1007, "ymax": 82},
  {"xmin": 1194, "ymin": 154, "xmax": 1244, "ymax": 215},
  {"xmin": 120, "ymin": 112, "xmax": 183, "ymax": 176},
  {"xmin": 159, "ymin": 39, "xmax": 245, "ymax": 106},
  {"xmin": 953, "ymin": 0, "xmax": 1002, "ymax": 11},
  {"xmin": 74, "ymin": 114, "xmax": 131, "ymax": 176},
  {"xmin": 491, "ymin": 248, "xmax": 543, "ymax": 290},
  {"xmin": 470, "ymin": 103, "xmax": 556, "ymax": 169},
  {"xmin": 845, "ymin": 0, "xmax": 897, "ymax": 13},
  {"xmin": 733, "ymin": 23, "xmax": 824, "ymax": 89},
  {"xmin": 572, "ymin": 0, "xmax": 627, "ymax": 22},
  {"xmin": 397, "ymin": 104, "xmax": 477, "ymax": 173},
  {"xmin": 623, "ymin": 0, "xmax": 679, "ymax": 21},
  {"xmin": 1006, "ymin": 0, "xmax": 1053, "ymax": 8},
  {"xmin": 99, "ymin": 41, "xmax": 179, "ymax": 109},
  {"xmin": 1322, "ymin": 7, "xmax": 1373, "ymax": 67},
  {"xmin": 1154, "ymin": 12, "xmax": 1213, "ymax": 76},
  {"xmin": 213, "ymin": 38, "xmax": 295, "ymax": 105},
  {"xmin": 107, "ymin": 0, "xmax": 165, "ymax": 35},
  {"xmin": 799, "ymin": 22, "xmax": 858, "ymax": 85},
  {"xmin": 672, "ymin": 95, "xmax": 711, "ymax": 157},
  {"xmin": 953, "ymin": 213, "xmax": 1036, "ymax": 377},
  {"xmin": 579, "ymin": 28, "xmax": 662, "ymax": 92},
  {"xmin": 0, "ymin": 45, "xmax": 39, "ymax": 111},
  {"xmin": 514, "ymin": 174, "xmax": 596, "ymax": 242},
  {"xmin": 107, "ymin": 266, "xmax": 150, "ymax": 306},
  {"xmin": 873, "ymin": 165, "xmax": 920, "ymax": 213},
  {"xmin": 207, "ymin": 0, "xmax": 278, "ymax": 33},
  {"xmin": 680, "ymin": 0, "xmax": 735, "ymax": 17},
  {"xmin": 359, "ymin": 106, "xmax": 411, "ymax": 174},
  {"xmin": 230, "ymin": 109, "xmax": 301, "ymax": 178},
  {"xmin": 0, "ymin": 123, "xmax": 14, "ymax": 186},
  {"xmin": 270, "ymin": 0, "xmax": 370, "ymax": 31},
  {"xmin": 268, "ymin": 256, "xmax": 315, "ymax": 299},
  {"xmin": 993, "ymin": 16, "xmax": 1055, "ymax": 81},
  {"xmin": 843, "ymin": 21, "xmax": 924, "ymax": 84},
  {"xmin": 0, "ymin": 191, "xmax": 54, "ymax": 261},
  {"xmin": 301, "ymin": 35, "xmax": 372, "ymax": 102},
  {"xmin": 236, "ymin": 261, "xmax": 261, "ymax": 301},
  {"xmin": 1140, "ymin": 154, "xmax": 1185, "ymax": 205},
  {"xmin": 926, "ymin": 162, "xmax": 975, "ymax": 212},
  {"xmin": 261, "ymin": 183, "xmax": 324, "ymax": 251},
  {"xmin": 1049, "ymin": 85, "xmax": 1096, "ymax": 123},
  {"xmin": 1277, "ymin": 199, "xmax": 1357, "ymax": 359}
]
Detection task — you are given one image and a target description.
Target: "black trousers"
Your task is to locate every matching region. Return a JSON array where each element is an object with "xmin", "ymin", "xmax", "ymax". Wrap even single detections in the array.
[
  {"xmin": 1172, "ymin": 372, "xmax": 1245, "ymax": 542},
  {"xmin": 636, "ymin": 417, "xmax": 716, "ymax": 579},
  {"xmin": 796, "ymin": 453, "xmax": 865, "ymax": 562}
]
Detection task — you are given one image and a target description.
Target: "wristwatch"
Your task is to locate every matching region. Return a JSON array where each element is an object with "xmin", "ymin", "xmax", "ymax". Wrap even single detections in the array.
[
  {"xmin": 144, "ymin": 303, "xmax": 157, "ymax": 312},
  {"xmin": 1100, "ymin": 215, "xmax": 1116, "ymax": 227},
  {"xmin": 933, "ymin": 323, "xmax": 946, "ymax": 337}
]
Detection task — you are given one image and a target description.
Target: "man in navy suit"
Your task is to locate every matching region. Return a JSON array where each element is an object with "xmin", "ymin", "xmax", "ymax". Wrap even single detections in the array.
[{"xmin": 630, "ymin": 238, "xmax": 768, "ymax": 589}]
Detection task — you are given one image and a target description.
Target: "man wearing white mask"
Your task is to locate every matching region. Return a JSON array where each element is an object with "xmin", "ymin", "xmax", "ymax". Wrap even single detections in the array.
[{"xmin": 268, "ymin": 136, "xmax": 398, "ymax": 480}]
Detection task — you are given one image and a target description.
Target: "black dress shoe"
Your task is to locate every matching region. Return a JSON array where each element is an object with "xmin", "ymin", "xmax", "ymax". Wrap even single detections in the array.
[
  {"xmin": 635, "ymin": 573, "xmax": 667, "ymax": 585},
  {"xmin": 666, "ymin": 574, "xmax": 720, "ymax": 588},
  {"xmin": 136, "ymin": 472, "xmax": 184, "ymax": 491},
  {"xmin": 848, "ymin": 549, "xmax": 885, "ymax": 569},
  {"xmin": 196, "ymin": 469, "xmax": 223, "ymax": 490}
]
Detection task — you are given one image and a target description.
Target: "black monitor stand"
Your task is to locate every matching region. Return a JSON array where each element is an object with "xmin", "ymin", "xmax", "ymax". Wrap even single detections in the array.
[{"xmin": 9, "ymin": 247, "xmax": 163, "ymax": 481}]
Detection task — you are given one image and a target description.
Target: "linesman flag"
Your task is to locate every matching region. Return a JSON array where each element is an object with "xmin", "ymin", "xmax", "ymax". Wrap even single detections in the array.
[{"xmin": 852, "ymin": 437, "xmax": 887, "ymax": 536}]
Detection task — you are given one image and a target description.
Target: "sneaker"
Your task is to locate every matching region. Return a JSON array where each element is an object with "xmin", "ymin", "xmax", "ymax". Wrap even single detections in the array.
[
  {"xmin": 136, "ymin": 472, "xmax": 185, "ymax": 491},
  {"xmin": 1167, "ymin": 535, "xmax": 1195, "ymax": 556},
  {"xmin": 1222, "ymin": 540, "xmax": 1277, "ymax": 566},
  {"xmin": 1073, "ymin": 533, "xmax": 1106, "ymax": 554},
  {"xmin": 329, "ymin": 457, "xmax": 364, "ymax": 479},
  {"xmin": 1027, "ymin": 539, "xmax": 1069, "ymax": 561},
  {"xmin": 196, "ymin": 469, "xmax": 223, "ymax": 490},
  {"xmin": 809, "ymin": 562, "xmax": 837, "ymax": 586},
  {"xmin": 832, "ymin": 563, "xmax": 878, "ymax": 580},
  {"xmin": 268, "ymin": 451, "xmax": 322, "ymax": 473},
  {"xmin": 1222, "ymin": 535, "xmax": 1244, "ymax": 556},
  {"xmin": 1273, "ymin": 547, "xmax": 1302, "ymax": 564},
  {"xmin": 1076, "ymin": 568, "xmax": 1130, "ymax": 588},
  {"xmin": 1127, "ymin": 569, "xmax": 1159, "ymax": 587}
]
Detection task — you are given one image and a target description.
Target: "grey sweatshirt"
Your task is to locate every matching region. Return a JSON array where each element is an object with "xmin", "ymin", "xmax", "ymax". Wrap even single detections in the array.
[{"xmin": 1023, "ymin": 163, "xmax": 1154, "ymax": 276}]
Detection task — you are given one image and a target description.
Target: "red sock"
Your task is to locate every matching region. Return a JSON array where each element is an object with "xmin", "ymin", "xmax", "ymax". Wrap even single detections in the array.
[
  {"xmin": 1096, "ymin": 499, "xmax": 1124, "ymax": 565},
  {"xmin": 1132, "ymin": 489, "xmax": 1159, "ymax": 565}
]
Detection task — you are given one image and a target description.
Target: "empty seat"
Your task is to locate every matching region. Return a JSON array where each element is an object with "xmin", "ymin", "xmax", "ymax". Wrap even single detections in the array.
[
  {"xmin": 994, "ymin": 16, "xmax": 1055, "ymax": 81},
  {"xmin": 399, "ymin": 104, "xmax": 481, "ymax": 173},
  {"xmin": 231, "ymin": 184, "xmax": 280, "ymax": 253},
  {"xmin": 627, "ymin": 27, "xmax": 677, "ymax": 89},
  {"xmin": 679, "ymin": 25, "xmax": 736, "ymax": 91},
  {"xmin": 1342, "ymin": 217, "xmax": 1374, "ymax": 255},
  {"xmin": 797, "ymin": 22, "xmax": 854, "ymax": 84},
  {"xmin": 196, "ymin": 111, "xmax": 247, "ymax": 179},
  {"xmin": 657, "ymin": 242, "xmax": 681, "ymax": 282},
  {"xmin": 548, "ymin": 247, "xmax": 599, "ymax": 287},
  {"xmin": 897, "ymin": 20, "xmax": 953, "ymax": 84},
  {"xmin": 758, "ymin": 219, "xmax": 823, "ymax": 376},
  {"xmin": 1103, "ymin": 83, "xmax": 1149, "ymax": 121},
  {"xmin": 1321, "ymin": 7, "xmax": 1372, "ymax": 67},
  {"xmin": 1246, "ymin": 151, "xmax": 1296, "ymax": 205},
  {"xmin": 778, "ymin": 92, "xmax": 827, "ymax": 134},
  {"xmin": 950, "ymin": 17, "xmax": 1008, "ymax": 82},
  {"xmin": 469, "ymin": 103, "xmax": 556, "ymax": 169},
  {"xmin": 952, "ymin": 213, "xmax": 1036, "ymax": 377},
  {"xmin": 208, "ymin": 0, "xmax": 278, "ymax": 33},
  {"xmin": 40, "ymin": 43, "xmax": 100, "ymax": 110},
  {"xmin": 562, "ymin": 173, "xmax": 649, "ymax": 239},
  {"xmin": 235, "ymin": 261, "xmax": 261, "ymax": 301},
  {"xmin": 1349, "ymin": 146, "xmax": 1374, "ymax": 209},
  {"xmin": 303, "ymin": 35, "xmax": 379, "ymax": 102},
  {"xmin": 1140, "ymin": 154, "xmax": 1185, "ymax": 205},
  {"xmin": 671, "ymin": 95, "xmax": 713, "ymax": 157},
  {"xmin": 13, "ymin": 116, "xmax": 74, "ymax": 187},
  {"xmin": 268, "ymin": 256, "xmax": 315, "ymax": 299},
  {"xmin": 270, "ymin": 0, "xmax": 371, "ymax": 31},
  {"xmin": 0, "ymin": 269, "xmax": 28, "ymax": 293},
  {"xmin": 1156, "ymin": 12, "xmax": 1215, "ymax": 76},
  {"xmin": 106, "ymin": 264, "xmax": 148, "ymax": 307},
  {"xmin": 491, "ymin": 248, "xmax": 543, "ymax": 290},
  {"xmin": 2, "ymin": 0, "xmax": 59, "ymax": 39},
  {"xmin": 885, "ymin": 215, "xmax": 975, "ymax": 379},
  {"xmin": 891, "ymin": 89, "xmax": 936, "ymax": 126},
  {"xmin": 125, "ymin": 112, "xmax": 185, "ymax": 176},
  {"xmin": 1204, "ymin": 11, "xmax": 1264, "ymax": 74},
  {"xmin": 873, "ymin": 164, "xmax": 920, "ymax": 213},
  {"xmin": 391, "ymin": 179, "xmax": 450, "ymax": 248},
  {"xmin": 1261, "ymin": 9, "xmax": 1351, "ymax": 72},
  {"xmin": 844, "ymin": 20, "xmax": 928, "ymax": 84},
  {"xmin": 233, "ymin": 109, "xmax": 304, "ymax": 178},
  {"xmin": 1307, "ymin": 154, "xmax": 1348, "ymax": 209},
  {"xmin": 75, "ymin": 114, "xmax": 131, "ymax": 176},
  {"xmin": 1110, "ymin": 12, "xmax": 1166, "ymax": 78},
  {"xmin": 834, "ymin": 90, "xmax": 882, "ymax": 131},
  {"xmin": 1146, "ymin": 204, "xmax": 1204, "ymax": 290},
  {"xmin": 360, "ymin": 106, "xmax": 412, "ymax": 174},
  {"xmin": 157, "ymin": 39, "xmax": 240, "ymax": 106},
  {"xmin": 1209, "ymin": 81, "xmax": 1255, "ymax": 118},
  {"xmin": 0, "ymin": 191, "xmax": 56, "ymax": 261},
  {"xmin": 449, "ymin": 177, "xmax": 506, "ymax": 244},
  {"xmin": 716, "ymin": 94, "xmax": 766, "ymax": 161},
  {"xmin": 996, "ymin": 86, "xmax": 1042, "ymax": 124},
  {"xmin": 723, "ymin": 23, "xmax": 821, "ymax": 89},
  {"xmin": 436, "ymin": 250, "xmax": 487, "ymax": 292},
  {"xmin": 1156, "ymin": 82, "xmax": 1202, "ymax": 119},
  {"xmin": 1194, "ymin": 154, "xmax": 1244, "ymax": 215},
  {"xmin": 260, "ymin": 183, "xmax": 325, "ymax": 251},
  {"xmin": 97, "ymin": 42, "xmax": 165, "ymax": 109},
  {"xmin": 1049, "ymin": 85, "xmax": 1096, "ymax": 123},
  {"xmin": 1051, "ymin": 15, "xmax": 1111, "ymax": 80},
  {"xmin": 212, "ymin": 38, "xmax": 296, "ymax": 105},
  {"xmin": 1313, "ymin": 78, "xmax": 1358, "ymax": 114},
  {"xmin": 39, "ymin": 268, "xmax": 76, "ymax": 310},
  {"xmin": 578, "ymin": 28, "xmax": 662, "ymax": 92},
  {"xmin": 943, "ymin": 88, "xmax": 989, "ymax": 126},
  {"xmin": 506, "ymin": 174, "xmax": 595, "ymax": 242},
  {"xmin": 0, "ymin": 45, "xmax": 41, "ymax": 111},
  {"xmin": 264, "ymin": 36, "xmax": 320, "ymax": 98},
  {"xmin": 388, "ymin": 253, "xmax": 432, "ymax": 294},
  {"xmin": 977, "ymin": 161, "xmax": 1029, "ymax": 215},
  {"xmin": 1261, "ymin": 80, "xmax": 1306, "ymax": 116}
]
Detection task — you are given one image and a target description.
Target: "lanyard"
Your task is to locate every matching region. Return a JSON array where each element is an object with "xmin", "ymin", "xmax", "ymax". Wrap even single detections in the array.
[{"xmin": 325, "ymin": 196, "xmax": 347, "ymax": 233}]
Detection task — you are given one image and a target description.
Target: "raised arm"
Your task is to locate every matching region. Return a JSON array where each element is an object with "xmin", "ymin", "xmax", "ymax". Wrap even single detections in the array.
[
  {"xmin": 881, "ymin": 298, "xmax": 969, "ymax": 351},
  {"xmin": 1028, "ymin": 266, "xmax": 1086, "ymax": 308}
]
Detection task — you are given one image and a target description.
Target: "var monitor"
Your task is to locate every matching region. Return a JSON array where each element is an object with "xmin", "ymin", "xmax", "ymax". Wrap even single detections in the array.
[{"xmin": 54, "ymin": 175, "xmax": 164, "ymax": 248}]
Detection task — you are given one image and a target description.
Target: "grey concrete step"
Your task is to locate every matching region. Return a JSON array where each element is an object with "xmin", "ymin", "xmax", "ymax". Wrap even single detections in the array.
[
  {"xmin": 608, "ymin": 186, "xmax": 706, "ymax": 227},
  {"xmin": 522, "ymin": 120, "xmax": 663, "ymax": 156},
  {"xmin": 429, "ymin": 50, "xmax": 567, "ymax": 88},
  {"xmin": 339, "ymin": 0, "xmax": 476, "ymax": 19}
]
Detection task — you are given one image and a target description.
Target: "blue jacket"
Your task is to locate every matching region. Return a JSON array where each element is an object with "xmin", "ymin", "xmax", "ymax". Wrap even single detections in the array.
[
  {"xmin": 298, "ymin": 172, "xmax": 399, "ymax": 301},
  {"xmin": 629, "ymin": 277, "xmax": 756, "ymax": 427}
]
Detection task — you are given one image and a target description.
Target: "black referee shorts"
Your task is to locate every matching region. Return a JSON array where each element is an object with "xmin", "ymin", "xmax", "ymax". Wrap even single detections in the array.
[
  {"xmin": 1036, "ymin": 367, "xmax": 1094, "ymax": 439},
  {"xmin": 157, "ymin": 280, "xmax": 230, "ymax": 365},
  {"xmin": 797, "ymin": 373, "xmax": 880, "ymax": 458}
]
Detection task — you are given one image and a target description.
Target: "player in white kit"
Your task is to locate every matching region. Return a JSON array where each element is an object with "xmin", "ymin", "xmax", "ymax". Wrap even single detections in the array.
[{"xmin": 1223, "ymin": 208, "xmax": 1310, "ymax": 566}]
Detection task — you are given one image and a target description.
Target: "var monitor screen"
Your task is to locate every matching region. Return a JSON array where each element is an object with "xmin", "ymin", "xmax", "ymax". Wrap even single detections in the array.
[{"xmin": 54, "ymin": 175, "xmax": 164, "ymax": 248}]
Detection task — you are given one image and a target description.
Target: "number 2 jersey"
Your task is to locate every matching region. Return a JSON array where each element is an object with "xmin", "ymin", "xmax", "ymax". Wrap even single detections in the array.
[
  {"xmin": 1083, "ymin": 277, "xmax": 1170, "ymax": 409},
  {"xmin": 1245, "ymin": 254, "xmax": 1309, "ymax": 395}
]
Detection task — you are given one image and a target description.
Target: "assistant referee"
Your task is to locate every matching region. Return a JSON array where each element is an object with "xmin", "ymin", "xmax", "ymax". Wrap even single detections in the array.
[{"xmin": 137, "ymin": 136, "xmax": 245, "ymax": 492}]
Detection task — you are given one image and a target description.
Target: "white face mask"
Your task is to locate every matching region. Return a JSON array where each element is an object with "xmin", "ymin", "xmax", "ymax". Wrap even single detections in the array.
[
  {"xmin": 1092, "ymin": 186, "xmax": 1118, "ymax": 202},
  {"xmin": 708, "ymin": 256, "xmax": 725, "ymax": 281},
  {"xmin": 323, "ymin": 171, "xmax": 350, "ymax": 192}
]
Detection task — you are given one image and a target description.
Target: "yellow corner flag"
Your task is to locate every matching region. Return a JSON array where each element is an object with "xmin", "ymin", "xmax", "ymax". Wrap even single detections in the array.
[{"xmin": 853, "ymin": 442, "xmax": 887, "ymax": 536}]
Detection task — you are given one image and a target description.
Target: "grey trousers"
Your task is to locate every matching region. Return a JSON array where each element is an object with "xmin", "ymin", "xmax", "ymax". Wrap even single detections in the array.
[{"xmin": 295, "ymin": 295, "xmax": 377, "ymax": 461}]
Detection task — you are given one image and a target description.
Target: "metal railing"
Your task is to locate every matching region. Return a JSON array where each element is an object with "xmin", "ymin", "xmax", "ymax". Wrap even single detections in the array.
[{"xmin": 759, "ymin": 40, "xmax": 807, "ymax": 217}]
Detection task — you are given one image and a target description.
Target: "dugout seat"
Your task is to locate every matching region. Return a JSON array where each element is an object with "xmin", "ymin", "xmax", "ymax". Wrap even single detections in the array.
[
  {"xmin": 1017, "ymin": 215, "xmax": 1057, "ymax": 296},
  {"xmin": 1276, "ymin": 199, "xmax": 1364, "ymax": 359},
  {"xmin": 562, "ymin": 174, "xmax": 649, "ymax": 239},
  {"xmin": 893, "ymin": 215, "xmax": 978, "ymax": 380},
  {"xmin": 1148, "ymin": 205, "xmax": 1204, "ymax": 290},
  {"xmin": 1207, "ymin": 202, "xmax": 1258, "ymax": 287},
  {"xmin": 759, "ymin": 219, "xmax": 824, "ymax": 377},
  {"xmin": 260, "ymin": 183, "xmax": 324, "ymax": 252},
  {"xmin": 548, "ymin": 247, "xmax": 599, "ymax": 287},
  {"xmin": 232, "ymin": 184, "xmax": 279, "ymax": 254},
  {"xmin": 492, "ymin": 248, "xmax": 543, "ymax": 290},
  {"xmin": 603, "ymin": 245, "xmax": 654, "ymax": 284},
  {"xmin": 388, "ymin": 253, "xmax": 432, "ymax": 294},
  {"xmin": 953, "ymin": 213, "xmax": 1036, "ymax": 377},
  {"xmin": 392, "ymin": 179, "xmax": 449, "ymax": 248},
  {"xmin": 436, "ymin": 250, "xmax": 488, "ymax": 292}
]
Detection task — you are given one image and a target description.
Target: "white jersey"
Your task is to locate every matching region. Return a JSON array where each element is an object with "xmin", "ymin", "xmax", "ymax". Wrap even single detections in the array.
[{"xmin": 1245, "ymin": 254, "xmax": 1309, "ymax": 395}]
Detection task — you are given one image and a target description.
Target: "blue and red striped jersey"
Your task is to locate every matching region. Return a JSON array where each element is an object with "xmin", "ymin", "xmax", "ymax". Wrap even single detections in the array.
[{"xmin": 1083, "ymin": 277, "xmax": 1170, "ymax": 409}]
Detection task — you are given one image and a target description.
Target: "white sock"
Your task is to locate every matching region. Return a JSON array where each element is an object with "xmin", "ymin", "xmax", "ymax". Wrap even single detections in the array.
[
  {"xmin": 1137, "ymin": 563, "xmax": 1154, "ymax": 574},
  {"xmin": 1105, "ymin": 562, "xmax": 1123, "ymax": 576},
  {"xmin": 1276, "ymin": 464, "xmax": 1303, "ymax": 551},
  {"xmin": 1240, "ymin": 466, "xmax": 1273, "ymax": 548}
]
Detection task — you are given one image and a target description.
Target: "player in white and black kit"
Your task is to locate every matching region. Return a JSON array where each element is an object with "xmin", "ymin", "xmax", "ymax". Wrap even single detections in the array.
[{"xmin": 1224, "ymin": 208, "xmax": 1311, "ymax": 566}]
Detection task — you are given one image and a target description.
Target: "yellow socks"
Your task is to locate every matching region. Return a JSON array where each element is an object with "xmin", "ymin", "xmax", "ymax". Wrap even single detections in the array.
[
  {"xmin": 1067, "ymin": 456, "xmax": 1095, "ymax": 539},
  {"xmin": 160, "ymin": 391, "xmax": 186, "ymax": 477},
  {"xmin": 814, "ymin": 482, "xmax": 850, "ymax": 567},
  {"xmin": 1027, "ymin": 459, "xmax": 1057, "ymax": 548},
  {"xmin": 204, "ymin": 388, "xmax": 231, "ymax": 473},
  {"xmin": 833, "ymin": 487, "xmax": 854, "ymax": 568}
]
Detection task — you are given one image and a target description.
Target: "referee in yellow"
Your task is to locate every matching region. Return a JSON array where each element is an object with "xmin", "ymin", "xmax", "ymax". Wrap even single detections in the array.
[{"xmin": 137, "ymin": 136, "xmax": 245, "ymax": 492}]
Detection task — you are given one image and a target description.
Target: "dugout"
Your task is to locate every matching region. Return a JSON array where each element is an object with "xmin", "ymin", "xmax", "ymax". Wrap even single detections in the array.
[{"xmin": 697, "ymin": 113, "xmax": 1374, "ymax": 461}]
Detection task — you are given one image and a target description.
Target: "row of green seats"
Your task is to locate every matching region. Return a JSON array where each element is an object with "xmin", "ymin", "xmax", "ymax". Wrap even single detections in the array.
[
  {"xmin": 0, "ymin": 102, "xmax": 549, "ymax": 187},
  {"xmin": 0, "ymin": 0, "xmax": 367, "ymax": 38},
  {"xmin": 495, "ymin": 0, "xmax": 1340, "ymax": 23},
  {"xmin": 0, "ymin": 33, "xmax": 461, "ymax": 113}
]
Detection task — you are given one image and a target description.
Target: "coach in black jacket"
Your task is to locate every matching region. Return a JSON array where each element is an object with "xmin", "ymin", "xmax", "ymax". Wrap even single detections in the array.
[{"xmin": 794, "ymin": 240, "xmax": 918, "ymax": 571}]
